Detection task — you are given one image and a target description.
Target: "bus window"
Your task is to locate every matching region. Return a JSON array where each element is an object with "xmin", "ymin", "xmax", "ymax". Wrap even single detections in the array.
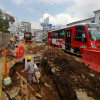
[
  {"xmin": 59, "ymin": 29, "xmax": 65, "ymax": 39},
  {"xmin": 53, "ymin": 31, "xmax": 58, "ymax": 38},
  {"xmin": 74, "ymin": 26, "xmax": 87, "ymax": 42},
  {"xmin": 48, "ymin": 32, "xmax": 50, "ymax": 38},
  {"xmin": 86, "ymin": 24, "xmax": 100, "ymax": 42}
]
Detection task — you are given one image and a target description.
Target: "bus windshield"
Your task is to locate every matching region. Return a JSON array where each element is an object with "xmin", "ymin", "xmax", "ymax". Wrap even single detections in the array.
[{"xmin": 86, "ymin": 24, "xmax": 100, "ymax": 42}]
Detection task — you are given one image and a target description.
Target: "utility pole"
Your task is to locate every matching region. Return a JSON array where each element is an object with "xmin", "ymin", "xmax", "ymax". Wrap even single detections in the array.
[{"xmin": 37, "ymin": 8, "xmax": 48, "ymax": 42}]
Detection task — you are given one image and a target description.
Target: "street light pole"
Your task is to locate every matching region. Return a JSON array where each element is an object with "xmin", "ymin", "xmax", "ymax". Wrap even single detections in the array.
[
  {"xmin": 37, "ymin": 8, "xmax": 48, "ymax": 23},
  {"xmin": 42, "ymin": 10, "xmax": 43, "ymax": 23},
  {"xmin": 37, "ymin": 8, "xmax": 48, "ymax": 42}
]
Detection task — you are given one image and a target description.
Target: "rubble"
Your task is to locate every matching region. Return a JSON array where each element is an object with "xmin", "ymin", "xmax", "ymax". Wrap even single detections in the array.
[
  {"xmin": 41, "ymin": 47, "xmax": 100, "ymax": 100},
  {"xmin": 26, "ymin": 45, "xmax": 46, "ymax": 54},
  {"xmin": 1, "ymin": 44, "xmax": 100, "ymax": 100},
  {"xmin": 6, "ymin": 50, "xmax": 13, "ymax": 55}
]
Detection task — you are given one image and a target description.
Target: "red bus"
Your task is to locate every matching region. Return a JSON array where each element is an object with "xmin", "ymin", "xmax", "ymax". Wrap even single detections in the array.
[{"xmin": 48, "ymin": 23, "xmax": 100, "ymax": 54}]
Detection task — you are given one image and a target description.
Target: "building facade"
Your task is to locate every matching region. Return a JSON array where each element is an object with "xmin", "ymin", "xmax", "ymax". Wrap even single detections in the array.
[
  {"xmin": 20, "ymin": 21, "xmax": 31, "ymax": 32},
  {"xmin": 31, "ymin": 22, "xmax": 43, "ymax": 42},
  {"xmin": 67, "ymin": 17, "xmax": 95, "ymax": 26},
  {"xmin": 9, "ymin": 17, "xmax": 19, "ymax": 34},
  {"xmin": 94, "ymin": 10, "xmax": 100, "ymax": 24},
  {"xmin": 67, "ymin": 9, "xmax": 100, "ymax": 26}
]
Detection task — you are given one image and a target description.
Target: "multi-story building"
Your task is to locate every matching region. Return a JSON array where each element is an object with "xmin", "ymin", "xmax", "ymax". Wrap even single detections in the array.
[
  {"xmin": 20, "ymin": 21, "xmax": 31, "ymax": 32},
  {"xmin": 31, "ymin": 22, "xmax": 43, "ymax": 42},
  {"xmin": 9, "ymin": 17, "xmax": 19, "ymax": 34}
]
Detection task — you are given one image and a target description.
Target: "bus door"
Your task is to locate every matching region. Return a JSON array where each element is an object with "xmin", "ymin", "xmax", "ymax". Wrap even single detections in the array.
[
  {"xmin": 73, "ymin": 26, "xmax": 88, "ymax": 54},
  {"xmin": 65, "ymin": 29, "xmax": 72, "ymax": 50},
  {"xmin": 50, "ymin": 32, "xmax": 53, "ymax": 46}
]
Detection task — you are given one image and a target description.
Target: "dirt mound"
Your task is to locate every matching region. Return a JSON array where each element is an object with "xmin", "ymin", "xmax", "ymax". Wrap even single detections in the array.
[
  {"xmin": 6, "ymin": 50, "xmax": 13, "ymax": 56},
  {"xmin": 42, "ymin": 47, "xmax": 100, "ymax": 100},
  {"xmin": 0, "ymin": 49, "xmax": 2, "ymax": 57},
  {"xmin": 26, "ymin": 45, "xmax": 46, "ymax": 54},
  {"xmin": 6, "ymin": 61, "xmax": 60, "ymax": 100}
]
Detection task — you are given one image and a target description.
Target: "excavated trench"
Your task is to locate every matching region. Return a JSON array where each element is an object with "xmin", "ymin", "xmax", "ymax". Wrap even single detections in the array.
[
  {"xmin": 2, "ymin": 46, "xmax": 100, "ymax": 100},
  {"xmin": 3, "ymin": 60, "xmax": 61, "ymax": 100}
]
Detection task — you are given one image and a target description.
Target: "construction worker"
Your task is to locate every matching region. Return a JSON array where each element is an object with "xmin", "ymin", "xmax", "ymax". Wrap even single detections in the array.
[
  {"xmin": 7, "ymin": 38, "xmax": 15, "ymax": 51},
  {"xmin": 22, "ymin": 56, "xmax": 36, "ymax": 84}
]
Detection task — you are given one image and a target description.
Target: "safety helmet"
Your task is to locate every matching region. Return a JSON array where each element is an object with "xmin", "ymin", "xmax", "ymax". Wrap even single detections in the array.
[
  {"xmin": 10, "ymin": 38, "xmax": 14, "ymax": 41},
  {"xmin": 26, "ymin": 56, "xmax": 32, "ymax": 60}
]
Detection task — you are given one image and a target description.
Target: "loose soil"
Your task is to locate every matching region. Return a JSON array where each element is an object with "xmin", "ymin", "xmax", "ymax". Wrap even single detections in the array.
[
  {"xmin": 3, "ymin": 45, "xmax": 100, "ymax": 100},
  {"xmin": 6, "ymin": 50, "xmax": 13, "ymax": 55},
  {"xmin": 41, "ymin": 47, "xmax": 100, "ymax": 100},
  {"xmin": 0, "ymin": 49, "xmax": 2, "ymax": 57},
  {"xmin": 26, "ymin": 45, "xmax": 46, "ymax": 54},
  {"xmin": 4, "ymin": 61, "xmax": 60, "ymax": 100}
]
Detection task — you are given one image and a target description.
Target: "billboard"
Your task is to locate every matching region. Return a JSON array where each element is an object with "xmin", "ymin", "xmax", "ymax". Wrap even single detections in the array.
[
  {"xmin": 41, "ymin": 23, "xmax": 52, "ymax": 27},
  {"xmin": 41, "ymin": 23, "xmax": 46, "ymax": 27}
]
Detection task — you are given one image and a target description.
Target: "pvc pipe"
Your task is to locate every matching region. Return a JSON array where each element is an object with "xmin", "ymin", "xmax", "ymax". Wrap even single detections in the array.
[{"xmin": 3, "ymin": 48, "xmax": 8, "ymax": 78}]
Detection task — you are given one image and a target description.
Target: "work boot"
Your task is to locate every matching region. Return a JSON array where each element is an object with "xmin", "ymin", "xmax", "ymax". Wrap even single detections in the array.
[{"xmin": 28, "ymin": 82, "xmax": 31, "ymax": 85}]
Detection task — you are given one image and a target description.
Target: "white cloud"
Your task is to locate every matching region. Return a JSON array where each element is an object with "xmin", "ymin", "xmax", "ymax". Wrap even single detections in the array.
[
  {"xmin": 11, "ymin": 0, "xmax": 24, "ymax": 5},
  {"xmin": 11, "ymin": 0, "xmax": 71, "ymax": 5},
  {"xmin": 39, "ymin": 13, "xmax": 74, "ymax": 25},
  {"xmin": 66, "ymin": 0, "xmax": 100, "ymax": 21},
  {"xmin": 0, "ymin": 4, "xmax": 4, "ymax": 10},
  {"xmin": 10, "ymin": 0, "xmax": 100, "ymax": 25},
  {"xmin": 6, "ymin": 11, "xmax": 12, "ymax": 15},
  {"xmin": 40, "ymin": 0, "xmax": 100, "ymax": 25},
  {"xmin": 27, "ymin": 8, "xmax": 34, "ymax": 14},
  {"xmin": 36, "ymin": 0, "xmax": 70, "ymax": 4}
]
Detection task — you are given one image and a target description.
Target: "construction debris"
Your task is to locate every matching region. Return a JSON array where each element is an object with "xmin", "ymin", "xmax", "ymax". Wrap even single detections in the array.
[
  {"xmin": 36, "ymin": 93, "xmax": 42, "ymax": 98},
  {"xmin": 41, "ymin": 47, "xmax": 100, "ymax": 100},
  {"xmin": 44, "ymin": 83, "xmax": 51, "ymax": 88},
  {"xmin": 26, "ymin": 45, "xmax": 46, "ymax": 54},
  {"xmin": 16, "ymin": 72, "xmax": 34, "ymax": 92},
  {"xmin": 1, "ymin": 44, "xmax": 100, "ymax": 100}
]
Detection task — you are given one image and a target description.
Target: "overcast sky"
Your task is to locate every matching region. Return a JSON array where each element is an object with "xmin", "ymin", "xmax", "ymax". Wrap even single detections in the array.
[{"xmin": 0, "ymin": 0, "xmax": 100, "ymax": 25}]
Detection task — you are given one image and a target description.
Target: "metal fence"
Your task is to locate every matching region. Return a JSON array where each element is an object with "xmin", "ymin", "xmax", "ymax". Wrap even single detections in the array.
[{"xmin": 0, "ymin": 32, "xmax": 12, "ymax": 49}]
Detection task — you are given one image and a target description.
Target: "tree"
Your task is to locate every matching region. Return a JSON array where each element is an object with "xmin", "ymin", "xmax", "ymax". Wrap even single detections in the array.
[
  {"xmin": 0, "ymin": 9, "xmax": 10, "ymax": 33},
  {"xmin": 0, "ymin": 9, "xmax": 5, "ymax": 32}
]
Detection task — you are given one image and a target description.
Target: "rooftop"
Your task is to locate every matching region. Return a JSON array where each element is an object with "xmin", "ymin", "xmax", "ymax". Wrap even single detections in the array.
[{"xmin": 94, "ymin": 9, "xmax": 100, "ymax": 13}]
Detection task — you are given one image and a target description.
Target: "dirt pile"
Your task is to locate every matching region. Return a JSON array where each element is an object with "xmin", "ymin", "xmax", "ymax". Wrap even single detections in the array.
[
  {"xmin": 26, "ymin": 45, "xmax": 46, "ymax": 54},
  {"xmin": 41, "ymin": 47, "xmax": 100, "ymax": 100},
  {"xmin": 0, "ymin": 49, "xmax": 2, "ymax": 57},
  {"xmin": 6, "ymin": 50, "xmax": 13, "ymax": 55},
  {"xmin": 5, "ymin": 61, "xmax": 60, "ymax": 100}
]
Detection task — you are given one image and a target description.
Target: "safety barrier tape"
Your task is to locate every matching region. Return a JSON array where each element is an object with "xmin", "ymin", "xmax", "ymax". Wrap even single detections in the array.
[
  {"xmin": 0, "ymin": 57, "xmax": 5, "ymax": 98},
  {"xmin": 50, "ymin": 41, "xmax": 100, "ymax": 56},
  {"xmin": 65, "ymin": 49, "xmax": 81, "ymax": 56},
  {"xmin": 58, "ymin": 41, "xmax": 100, "ymax": 50},
  {"xmin": 60, "ymin": 42, "xmax": 80, "ymax": 47}
]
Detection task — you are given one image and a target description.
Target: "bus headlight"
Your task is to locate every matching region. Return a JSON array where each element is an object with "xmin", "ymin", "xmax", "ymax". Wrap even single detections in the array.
[{"xmin": 91, "ymin": 43, "xmax": 97, "ymax": 48}]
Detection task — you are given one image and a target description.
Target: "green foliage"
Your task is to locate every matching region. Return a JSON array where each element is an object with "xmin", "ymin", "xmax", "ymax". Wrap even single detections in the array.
[{"xmin": 0, "ymin": 9, "xmax": 12, "ymax": 33}]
